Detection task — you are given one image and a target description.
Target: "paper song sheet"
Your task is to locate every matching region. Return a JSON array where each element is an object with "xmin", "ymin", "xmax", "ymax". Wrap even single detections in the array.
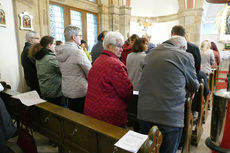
[
  {"xmin": 133, "ymin": 91, "xmax": 139, "ymax": 95},
  {"xmin": 12, "ymin": 90, "xmax": 46, "ymax": 106},
  {"xmin": 114, "ymin": 130, "xmax": 148, "ymax": 153}
]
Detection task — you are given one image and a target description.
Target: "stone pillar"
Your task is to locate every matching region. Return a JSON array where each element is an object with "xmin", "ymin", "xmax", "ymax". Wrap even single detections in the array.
[
  {"xmin": 108, "ymin": 5, "xmax": 120, "ymax": 31},
  {"xmin": 179, "ymin": 8, "xmax": 203, "ymax": 46},
  {"xmin": 98, "ymin": 3, "xmax": 109, "ymax": 32},
  {"xmin": 119, "ymin": 5, "xmax": 131, "ymax": 40}
]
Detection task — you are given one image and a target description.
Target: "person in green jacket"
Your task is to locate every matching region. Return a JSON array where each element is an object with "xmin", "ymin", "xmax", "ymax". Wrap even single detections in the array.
[{"xmin": 29, "ymin": 36, "xmax": 65, "ymax": 107}]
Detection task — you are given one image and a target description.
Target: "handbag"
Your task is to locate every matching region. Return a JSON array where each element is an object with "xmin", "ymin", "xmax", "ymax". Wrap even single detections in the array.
[{"xmin": 17, "ymin": 110, "xmax": 38, "ymax": 153}]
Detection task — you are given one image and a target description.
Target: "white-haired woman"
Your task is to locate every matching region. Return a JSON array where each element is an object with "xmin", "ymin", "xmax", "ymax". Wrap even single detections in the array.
[
  {"xmin": 200, "ymin": 40, "xmax": 215, "ymax": 74},
  {"xmin": 84, "ymin": 31, "xmax": 133, "ymax": 127},
  {"xmin": 55, "ymin": 25, "xmax": 91, "ymax": 113}
]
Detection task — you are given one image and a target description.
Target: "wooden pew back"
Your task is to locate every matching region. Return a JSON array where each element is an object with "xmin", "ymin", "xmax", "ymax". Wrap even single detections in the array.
[{"xmin": 0, "ymin": 89, "xmax": 162, "ymax": 153}]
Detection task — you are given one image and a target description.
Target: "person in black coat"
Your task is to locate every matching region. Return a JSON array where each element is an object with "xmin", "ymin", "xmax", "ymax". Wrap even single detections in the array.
[
  {"xmin": 21, "ymin": 31, "xmax": 40, "ymax": 94},
  {"xmin": 171, "ymin": 25, "xmax": 201, "ymax": 75},
  {"xmin": 91, "ymin": 31, "xmax": 107, "ymax": 64}
]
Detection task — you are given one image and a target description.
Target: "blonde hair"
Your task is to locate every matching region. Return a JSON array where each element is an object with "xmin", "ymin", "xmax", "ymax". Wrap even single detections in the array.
[{"xmin": 200, "ymin": 40, "xmax": 211, "ymax": 55}]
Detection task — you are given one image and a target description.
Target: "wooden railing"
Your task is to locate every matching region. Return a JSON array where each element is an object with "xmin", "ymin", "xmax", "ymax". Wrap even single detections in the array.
[{"xmin": 0, "ymin": 88, "xmax": 162, "ymax": 153}]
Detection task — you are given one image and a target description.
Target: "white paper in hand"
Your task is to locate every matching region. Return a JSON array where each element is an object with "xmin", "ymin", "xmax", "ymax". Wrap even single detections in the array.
[
  {"xmin": 12, "ymin": 90, "xmax": 46, "ymax": 106},
  {"xmin": 114, "ymin": 130, "xmax": 148, "ymax": 153},
  {"xmin": 0, "ymin": 83, "xmax": 4, "ymax": 92}
]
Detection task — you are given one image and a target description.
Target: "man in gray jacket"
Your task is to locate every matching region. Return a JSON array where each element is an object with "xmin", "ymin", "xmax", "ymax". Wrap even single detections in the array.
[{"xmin": 138, "ymin": 36, "xmax": 199, "ymax": 153}]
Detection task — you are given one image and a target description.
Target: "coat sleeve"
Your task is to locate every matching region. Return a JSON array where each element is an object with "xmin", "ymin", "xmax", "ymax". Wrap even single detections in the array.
[
  {"xmin": 111, "ymin": 63, "xmax": 133, "ymax": 102},
  {"xmin": 185, "ymin": 55, "xmax": 200, "ymax": 93},
  {"xmin": 48, "ymin": 55, "xmax": 61, "ymax": 74},
  {"xmin": 79, "ymin": 51, "xmax": 92, "ymax": 79},
  {"xmin": 210, "ymin": 51, "xmax": 215, "ymax": 66}
]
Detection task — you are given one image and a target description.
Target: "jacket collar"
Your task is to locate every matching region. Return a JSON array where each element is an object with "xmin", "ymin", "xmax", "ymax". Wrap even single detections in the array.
[
  {"xmin": 101, "ymin": 50, "xmax": 119, "ymax": 59},
  {"xmin": 162, "ymin": 40, "xmax": 177, "ymax": 47},
  {"xmin": 34, "ymin": 48, "xmax": 54, "ymax": 60},
  {"xmin": 65, "ymin": 41, "xmax": 81, "ymax": 49}
]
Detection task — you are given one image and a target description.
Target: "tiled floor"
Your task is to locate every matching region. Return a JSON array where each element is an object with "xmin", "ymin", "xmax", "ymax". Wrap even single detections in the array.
[
  {"xmin": 7, "ymin": 132, "xmax": 58, "ymax": 153},
  {"xmin": 7, "ymin": 110, "xmax": 212, "ymax": 153}
]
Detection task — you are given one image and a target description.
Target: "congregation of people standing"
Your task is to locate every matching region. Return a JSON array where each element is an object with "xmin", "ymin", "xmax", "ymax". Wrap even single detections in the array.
[{"xmin": 18, "ymin": 23, "xmax": 222, "ymax": 153}]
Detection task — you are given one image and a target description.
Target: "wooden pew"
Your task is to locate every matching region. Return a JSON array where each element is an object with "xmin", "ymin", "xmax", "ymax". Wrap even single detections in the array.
[
  {"xmin": 127, "ymin": 94, "xmax": 139, "ymax": 131},
  {"xmin": 191, "ymin": 83, "xmax": 205, "ymax": 146},
  {"xmin": 203, "ymin": 72, "xmax": 215, "ymax": 123},
  {"xmin": 208, "ymin": 72, "xmax": 215, "ymax": 108},
  {"xmin": 0, "ymin": 88, "xmax": 162, "ymax": 153},
  {"xmin": 127, "ymin": 94, "xmax": 193, "ymax": 153},
  {"xmin": 182, "ymin": 97, "xmax": 193, "ymax": 153}
]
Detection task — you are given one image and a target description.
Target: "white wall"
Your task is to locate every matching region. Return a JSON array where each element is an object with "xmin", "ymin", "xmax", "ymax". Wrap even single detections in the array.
[
  {"xmin": 131, "ymin": 0, "xmax": 179, "ymax": 17},
  {"xmin": 130, "ymin": 20, "xmax": 179, "ymax": 45},
  {"xmin": 0, "ymin": 0, "xmax": 20, "ymax": 91}
]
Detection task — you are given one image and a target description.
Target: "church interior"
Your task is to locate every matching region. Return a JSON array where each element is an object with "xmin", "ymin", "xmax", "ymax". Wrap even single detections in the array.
[{"xmin": 1, "ymin": 0, "xmax": 230, "ymax": 153}]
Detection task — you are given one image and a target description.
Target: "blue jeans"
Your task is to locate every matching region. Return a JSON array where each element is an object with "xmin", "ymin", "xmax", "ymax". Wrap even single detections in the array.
[
  {"xmin": 0, "ymin": 96, "xmax": 16, "ymax": 153},
  {"xmin": 139, "ymin": 120, "xmax": 183, "ymax": 153}
]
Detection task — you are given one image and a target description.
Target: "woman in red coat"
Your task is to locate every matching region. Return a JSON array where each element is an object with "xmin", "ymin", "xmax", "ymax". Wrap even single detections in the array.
[{"xmin": 84, "ymin": 31, "xmax": 133, "ymax": 127}]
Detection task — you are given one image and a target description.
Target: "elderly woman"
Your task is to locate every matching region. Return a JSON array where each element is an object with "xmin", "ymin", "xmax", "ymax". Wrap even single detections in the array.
[
  {"xmin": 84, "ymin": 31, "xmax": 133, "ymax": 127},
  {"xmin": 55, "ymin": 26, "xmax": 91, "ymax": 113},
  {"xmin": 200, "ymin": 40, "xmax": 215, "ymax": 74},
  {"xmin": 126, "ymin": 38, "xmax": 148, "ymax": 91}
]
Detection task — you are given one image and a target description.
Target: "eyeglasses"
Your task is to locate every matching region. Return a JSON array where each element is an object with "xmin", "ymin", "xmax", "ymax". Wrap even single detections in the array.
[
  {"xmin": 115, "ymin": 45, "xmax": 123, "ymax": 50},
  {"xmin": 33, "ymin": 37, "xmax": 40, "ymax": 40}
]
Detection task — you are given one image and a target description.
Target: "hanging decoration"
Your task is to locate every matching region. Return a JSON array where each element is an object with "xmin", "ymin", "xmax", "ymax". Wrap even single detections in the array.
[
  {"xmin": 19, "ymin": 11, "xmax": 33, "ymax": 31},
  {"xmin": 0, "ymin": 1, "xmax": 6, "ymax": 27},
  {"xmin": 139, "ymin": 18, "xmax": 152, "ymax": 32}
]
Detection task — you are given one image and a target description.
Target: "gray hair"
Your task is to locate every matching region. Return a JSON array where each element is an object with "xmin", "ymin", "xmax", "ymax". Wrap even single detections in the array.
[
  {"xmin": 169, "ymin": 35, "xmax": 187, "ymax": 51},
  {"xmin": 26, "ymin": 31, "xmax": 39, "ymax": 42},
  {"xmin": 103, "ymin": 31, "xmax": 124, "ymax": 50},
  {"xmin": 64, "ymin": 25, "xmax": 81, "ymax": 42}
]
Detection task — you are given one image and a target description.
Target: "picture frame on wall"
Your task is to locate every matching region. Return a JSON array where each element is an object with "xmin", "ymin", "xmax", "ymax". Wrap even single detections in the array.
[
  {"xmin": 0, "ymin": 2, "xmax": 6, "ymax": 28},
  {"xmin": 19, "ymin": 11, "xmax": 33, "ymax": 31}
]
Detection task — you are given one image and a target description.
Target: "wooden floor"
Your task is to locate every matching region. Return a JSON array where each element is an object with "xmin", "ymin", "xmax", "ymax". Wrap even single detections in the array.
[{"xmin": 7, "ymin": 110, "xmax": 212, "ymax": 153}]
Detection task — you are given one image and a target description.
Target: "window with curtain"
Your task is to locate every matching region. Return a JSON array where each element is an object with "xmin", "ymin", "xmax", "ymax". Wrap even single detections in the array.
[
  {"xmin": 49, "ymin": 4, "xmax": 65, "ymax": 42},
  {"xmin": 89, "ymin": 0, "xmax": 96, "ymax": 2},
  {"xmin": 87, "ymin": 13, "xmax": 97, "ymax": 52}
]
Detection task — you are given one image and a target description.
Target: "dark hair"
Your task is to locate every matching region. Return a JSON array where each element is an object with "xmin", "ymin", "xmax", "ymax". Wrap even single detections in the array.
[
  {"xmin": 171, "ymin": 25, "xmax": 186, "ymax": 37},
  {"xmin": 211, "ymin": 42, "xmax": 219, "ymax": 52},
  {"xmin": 97, "ymin": 31, "xmax": 108, "ymax": 41},
  {"xmin": 132, "ymin": 38, "xmax": 148, "ymax": 53},
  {"xmin": 125, "ymin": 34, "xmax": 139, "ymax": 46},
  {"xmin": 81, "ymin": 40, "xmax": 87, "ymax": 44},
  {"xmin": 56, "ymin": 40, "xmax": 62, "ymax": 46},
  {"xmin": 40, "ymin": 36, "xmax": 54, "ymax": 48}
]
